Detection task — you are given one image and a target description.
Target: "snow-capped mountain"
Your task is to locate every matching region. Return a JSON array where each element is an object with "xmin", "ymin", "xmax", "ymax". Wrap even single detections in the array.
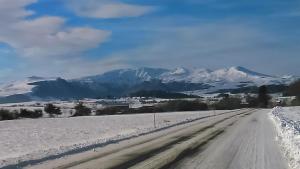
[
  {"xmin": 0, "ymin": 66, "xmax": 298, "ymax": 103},
  {"xmin": 161, "ymin": 66, "xmax": 276, "ymax": 84},
  {"xmin": 79, "ymin": 66, "xmax": 296, "ymax": 87}
]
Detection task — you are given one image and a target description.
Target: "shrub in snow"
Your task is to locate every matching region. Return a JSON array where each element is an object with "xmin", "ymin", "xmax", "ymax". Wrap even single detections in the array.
[
  {"xmin": 97, "ymin": 106, "xmax": 162, "ymax": 115},
  {"xmin": 127, "ymin": 106, "xmax": 163, "ymax": 114},
  {"xmin": 96, "ymin": 100, "xmax": 209, "ymax": 116},
  {"xmin": 213, "ymin": 97, "xmax": 242, "ymax": 110},
  {"xmin": 96, "ymin": 106, "xmax": 125, "ymax": 115},
  {"xmin": 159, "ymin": 100, "xmax": 208, "ymax": 112},
  {"xmin": 19, "ymin": 109, "xmax": 43, "ymax": 118},
  {"xmin": 44, "ymin": 104, "xmax": 62, "ymax": 117},
  {"xmin": 0, "ymin": 109, "xmax": 19, "ymax": 121},
  {"xmin": 73, "ymin": 103, "xmax": 91, "ymax": 116}
]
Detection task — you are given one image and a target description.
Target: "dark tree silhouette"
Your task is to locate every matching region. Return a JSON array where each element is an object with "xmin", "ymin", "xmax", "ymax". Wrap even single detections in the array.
[
  {"xmin": 44, "ymin": 104, "xmax": 61, "ymax": 117},
  {"xmin": 258, "ymin": 85, "xmax": 271, "ymax": 108},
  {"xmin": 19, "ymin": 109, "xmax": 43, "ymax": 118},
  {"xmin": 246, "ymin": 95, "xmax": 258, "ymax": 108},
  {"xmin": 286, "ymin": 80, "xmax": 300, "ymax": 97},
  {"xmin": 214, "ymin": 97, "xmax": 242, "ymax": 110},
  {"xmin": 285, "ymin": 80, "xmax": 300, "ymax": 106},
  {"xmin": 73, "ymin": 103, "xmax": 91, "ymax": 116},
  {"xmin": 0, "ymin": 109, "xmax": 19, "ymax": 120}
]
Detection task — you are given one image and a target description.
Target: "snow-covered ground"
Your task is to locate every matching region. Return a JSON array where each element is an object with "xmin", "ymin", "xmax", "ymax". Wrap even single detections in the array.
[
  {"xmin": 0, "ymin": 110, "xmax": 225, "ymax": 167},
  {"xmin": 270, "ymin": 106, "xmax": 300, "ymax": 169}
]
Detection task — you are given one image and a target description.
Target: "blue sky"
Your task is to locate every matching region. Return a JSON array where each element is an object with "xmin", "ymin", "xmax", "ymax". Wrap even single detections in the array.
[{"xmin": 0, "ymin": 0, "xmax": 299, "ymax": 82}]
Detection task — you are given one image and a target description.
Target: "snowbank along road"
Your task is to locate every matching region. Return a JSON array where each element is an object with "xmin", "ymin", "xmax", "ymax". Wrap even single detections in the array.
[{"xmin": 23, "ymin": 108, "xmax": 288, "ymax": 169}]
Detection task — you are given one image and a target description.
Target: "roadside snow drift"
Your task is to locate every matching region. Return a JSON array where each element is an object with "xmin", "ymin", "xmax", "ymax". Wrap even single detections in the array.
[{"xmin": 270, "ymin": 106, "xmax": 300, "ymax": 169}]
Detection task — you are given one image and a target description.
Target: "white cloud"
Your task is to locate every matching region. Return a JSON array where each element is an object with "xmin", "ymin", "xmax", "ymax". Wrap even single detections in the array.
[
  {"xmin": 0, "ymin": 0, "xmax": 36, "ymax": 22},
  {"xmin": 67, "ymin": 0, "xmax": 156, "ymax": 19},
  {"xmin": 12, "ymin": 56, "xmax": 131, "ymax": 80},
  {"xmin": 56, "ymin": 57, "xmax": 131, "ymax": 78},
  {"xmin": 0, "ymin": 0, "xmax": 111, "ymax": 58}
]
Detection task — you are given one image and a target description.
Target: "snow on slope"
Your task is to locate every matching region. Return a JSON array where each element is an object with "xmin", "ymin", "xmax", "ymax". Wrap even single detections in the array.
[
  {"xmin": 270, "ymin": 106, "xmax": 300, "ymax": 169},
  {"xmin": 80, "ymin": 67, "xmax": 168, "ymax": 84},
  {"xmin": 0, "ymin": 77, "xmax": 57, "ymax": 97},
  {"xmin": 161, "ymin": 66, "xmax": 297, "ymax": 95},
  {"xmin": 0, "ymin": 80, "xmax": 34, "ymax": 97},
  {"xmin": 161, "ymin": 66, "xmax": 287, "ymax": 85},
  {"xmin": 0, "ymin": 110, "xmax": 226, "ymax": 167}
]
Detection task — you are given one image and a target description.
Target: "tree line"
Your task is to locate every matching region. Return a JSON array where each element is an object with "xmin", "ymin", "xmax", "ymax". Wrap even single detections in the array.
[{"xmin": 1, "ymin": 79, "xmax": 300, "ymax": 121}]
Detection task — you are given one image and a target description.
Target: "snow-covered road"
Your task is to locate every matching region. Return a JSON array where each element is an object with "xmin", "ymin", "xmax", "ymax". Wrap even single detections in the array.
[
  {"xmin": 3, "ymin": 109, "xmax": 289, "ymax": 169},
  {"xmin": 25, "ymin": 109, "xmax": 266, "ymax": 169},
  {"xmin": 171, "ymin": 110, "xmax": 288, "ymax": 169}
]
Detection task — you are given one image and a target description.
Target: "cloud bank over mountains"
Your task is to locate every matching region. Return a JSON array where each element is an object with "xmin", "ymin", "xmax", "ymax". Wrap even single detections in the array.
[{"xmin": 0, "ymin": 0, "xmax": 299, "ymax": 82}]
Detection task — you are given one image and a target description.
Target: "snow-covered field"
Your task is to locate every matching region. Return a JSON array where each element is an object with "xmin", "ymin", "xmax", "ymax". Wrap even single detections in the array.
[
  {"xmin": 270, "ymin": 106, "xmax": 300, "ymax": 169},
  {"xmin": 0, "ymin": 110, "xmax": 226, "ymax": 167}
]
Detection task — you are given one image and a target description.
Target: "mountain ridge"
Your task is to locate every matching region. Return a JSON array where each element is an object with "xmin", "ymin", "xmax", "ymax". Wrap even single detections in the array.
[
  {"xmin": 77, "ymin": 66, "xmax": 293, "ymax": 86},
  {"xmin": 0, "ymin": 66, "xmax": 298, "ymax": 103}
]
